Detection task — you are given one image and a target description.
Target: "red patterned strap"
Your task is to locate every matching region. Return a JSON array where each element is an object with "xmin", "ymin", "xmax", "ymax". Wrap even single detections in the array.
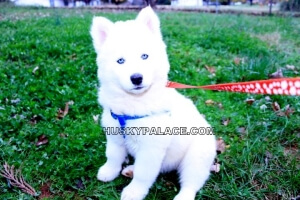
[{"xmin": 166, "ymin": 78, "xmax": 300, "ymax": 96}]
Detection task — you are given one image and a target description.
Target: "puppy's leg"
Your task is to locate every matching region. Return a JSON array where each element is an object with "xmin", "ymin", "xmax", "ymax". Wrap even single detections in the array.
[
  {"xmin": 174, "ymin": 144, "xmax": 215, "ymax": 200},
  {"xmin": 97, "ymin": 135, "xmax": 127, "ymax": 182},
  {"xmin": 121, "ymin": 147, "xmax": 166, "ymax": 200}
]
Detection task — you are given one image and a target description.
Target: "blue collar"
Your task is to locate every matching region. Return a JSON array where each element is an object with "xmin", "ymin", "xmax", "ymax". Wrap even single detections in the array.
[{"xmin": 111, "ymin": 111, "xmax": 148, "ymax": 138}]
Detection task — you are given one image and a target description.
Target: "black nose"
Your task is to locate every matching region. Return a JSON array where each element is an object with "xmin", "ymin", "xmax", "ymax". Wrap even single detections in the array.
[{"xmin": 130, "ymin": 73, "xmax": 143, "ymax": 85}]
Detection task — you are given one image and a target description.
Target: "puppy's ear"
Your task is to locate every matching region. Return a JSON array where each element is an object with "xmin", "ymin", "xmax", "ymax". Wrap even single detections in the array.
[
  {"xmin": 90, "ymin": 17, "xmax": 113, "ymax": 53},
  {"xmin": 136, "ymin": 6, "xmax": 161, "ymax": 38}
]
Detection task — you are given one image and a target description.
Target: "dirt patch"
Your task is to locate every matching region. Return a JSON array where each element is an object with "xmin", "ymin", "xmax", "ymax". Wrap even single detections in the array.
[{"xmin": 254, "ymin": 32, "xmax": 281, "ymax": 47}]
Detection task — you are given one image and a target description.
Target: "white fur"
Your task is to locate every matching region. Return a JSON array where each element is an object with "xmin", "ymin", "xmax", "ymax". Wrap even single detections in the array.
[{"xmin": 91, "ymin": 6, "xmax": 216, "ymax": 200}]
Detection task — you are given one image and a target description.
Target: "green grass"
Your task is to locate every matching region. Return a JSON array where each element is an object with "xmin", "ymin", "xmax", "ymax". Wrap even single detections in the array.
[{"xmin": 0, "ymin": 4, "xmax": 300, "ymax": 200}]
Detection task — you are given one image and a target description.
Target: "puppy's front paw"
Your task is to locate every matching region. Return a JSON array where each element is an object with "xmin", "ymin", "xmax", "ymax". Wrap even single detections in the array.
[
  {"xmin": 173, "ymin": 189, "xmax": 195, "ymax": 200},
  {"xmin": 97, "ymin": 163, "xmax": 120, "ymax": 182},
  {"xmin": 121, "ymin": 183, "xmax": 148, "ymax": 200}
]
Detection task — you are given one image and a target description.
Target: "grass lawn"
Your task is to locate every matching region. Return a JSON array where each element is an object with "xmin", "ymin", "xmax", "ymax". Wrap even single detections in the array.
[{"xmin": 0, "ymin": 4, "xmax": 299, "ymax": 200}]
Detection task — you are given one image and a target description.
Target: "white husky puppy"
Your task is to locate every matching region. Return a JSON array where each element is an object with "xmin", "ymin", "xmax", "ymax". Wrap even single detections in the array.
[{"xmin": 90, "ymin": 6, "xmax": 216, "ymax": 200}]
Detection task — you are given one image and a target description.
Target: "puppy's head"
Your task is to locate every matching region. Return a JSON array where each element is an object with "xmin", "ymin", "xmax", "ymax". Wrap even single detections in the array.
[{"xmin": 90, "ymin": 7, "xmax": 170, "ymax": 95}]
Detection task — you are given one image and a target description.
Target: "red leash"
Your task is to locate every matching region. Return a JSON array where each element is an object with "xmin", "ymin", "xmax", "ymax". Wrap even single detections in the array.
[{"xmin": 166, "ymin": 78, "xmax": 300, "ymax": 96}]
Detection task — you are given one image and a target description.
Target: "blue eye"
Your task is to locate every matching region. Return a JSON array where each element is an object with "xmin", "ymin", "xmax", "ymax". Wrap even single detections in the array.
[
  {"xmin": 117, "ymin": 58, "xmax": 125, "ymax": 64},
  {"xmin": 141, "ymin": 54, "xmax": 148, "ymax": 60}
]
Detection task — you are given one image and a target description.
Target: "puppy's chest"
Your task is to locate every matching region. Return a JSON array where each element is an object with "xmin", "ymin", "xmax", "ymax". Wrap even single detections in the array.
[
  {"xmin": 124, "ymin": 135, "xmax": 141, "ymax": 156},
  {"xmin": 121, "ymin": 113, "xmax": 173, "ymax": 156}
]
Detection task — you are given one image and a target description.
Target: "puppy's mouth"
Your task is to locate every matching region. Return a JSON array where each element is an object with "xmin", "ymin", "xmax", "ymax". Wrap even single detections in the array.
[
  {"xmin": 128, "ymin": 84, "xmax": 151, "ymax": 94},
  {"xmin": 133, "ymin": 86, "xmax": 145, "ymax": 90}
]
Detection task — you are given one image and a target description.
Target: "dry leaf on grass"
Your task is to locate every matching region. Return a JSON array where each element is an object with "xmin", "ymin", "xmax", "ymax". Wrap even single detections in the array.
[
  {"xmin": 93, "ymin": 115, "xmax": 99, "ymax": 123},
  {"xmin": 286, "ymin": 64, "xmax": 296, "ymax": 71},
  {"xmin": 233, "ymin": 57, "xmax": 245, "ymax": 65},
  {"xmin": 210, "ymin": 163, "xmax": 220, "ymax": 173},
  {"xmin": 265, "ymin": 96, "xmax": 271, "ymax": 101},
  {"xmin": 165, "ymin": 181, "xmax": 176, "ymax": 188},
  {"xmin": 217, "ymin": 102, "xmax": 224, "ymax": 109},
  {"xmin": 36, "ymin": 135, "xmax": 48, "ymax": 147},
  {"xmin": 245, "ymin": 98, "xmax": 255, "ymax": 105},
  {"xmin": 32, "ymin": 66, "xmax": 39, "ymax": 74},
  {"xmin": 204, "ymin": 65, "xmax": 216, "ymax": 76},
  {"xmin": 260, "ymin": 104, "xmax": 267, "ymax": 111},
  {"xmin": 59, "ymin": 133, "xmax": 68, "ymax": 138},
  {"xmin": 237, "ymin": 127, "xmax": 247, "ymax": 134},
  {"xmin": 268, "ymin": 68, "xmax": 283, "ymax": 79},
  {"xmin": 216, "ymin": 138, "xmax": 226, "ymax": 153},
  {"xmin": 205, "ymin": 100, "xmax": 223, "ymax": 109},
  {"xmin": 285, "ymin": 65, "xmax": 298, "ymax": 74},
  {"xmin": 272, "ymin": 102, "xmax": 281, "ymax": 111},
  {"xmin": 0, "ymin": 163, "xmax": 37, "ymax": 196},
  {"xmin": 283, "ymin": 105, "xmax": 295, "ymax": 117},
  {"xmin": 205, "ymin": 99, "xmax": 215, "ymax": 105},
  {"xmin": 272, "ymin": 103, "xmax": 294, "ymax": 117},
  {"xmin": 283, "ymin": 146, "xmax": 299, "ymax": 160},
  {"xmin": 57, "ymin": 101, "xmax": 74, "ymax": 119},
  {"xmin": 264, "ymin": 151, "xmax": 273, "ymax": 166},
  {"xmin": 221, "ymin": 118, "xmax": 230, "ymax": 126},
  {"xmin": 40, "ymin": 182, "xmax": 52, "ymax": 199}
]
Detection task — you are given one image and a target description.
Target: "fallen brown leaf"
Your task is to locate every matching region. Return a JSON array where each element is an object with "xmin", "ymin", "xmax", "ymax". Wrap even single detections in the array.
[
  {"xmin": 36, "ymin": 135, "xmax": 48, "ymax": 147},
  {"xmin": 285, "ymin": 64, "xmax": 295, "ymax": 71},
  {"xmin": 265, "ymin": 151, "xmax": 273, "ymax": 159},
  {"xmin": 268, "ymin": 68, "xmax": 284, "ymax": 79},
  {"xmin": 93, "ymin": 115, "xmax": 99, "ymax": 123},
  {"xmin": 221, "ymin": 118, "xmax": 230, "ymax": 126},
  {"xmin": 205, "ymin": 99, "xmax": 215, "ymax": 105},
  {"xmin": 265, "ymin": 96, "xmax": 271, "ymax": 101},
  {"xmin": 57, "ymin": 101, "xmax": 74, "ymax": 119},
  {"xmin": 237, "ymin": 127, "xmax": 246, "ymax": 134},
  {"xmin": 272, "ymin": 102, "xmax": 281, "ymax": 111},
  {"xmin": 59, "ymin": 133, "xmax": 68, "ymax": 138},
  {"xmin": 204, "ymin": 65, "xmax": 216, "ymax": 75},
  {"xmin": 284, "ymin": 146, "xmax": 299, "ymax": 159},
  {"xmin": 0, "ymin": 163, "xmax": 37, "ymax": 196},
  {"xmin": 234, "ymin": 57, "xmax": 245, "ymax": 65},
  {"xmin": 165, "ymin": 181, "xmax": 176, "ymax": 188},
  {"xmin": 275, "ymin": 104, "xmax": 294, "ymax": 117},
  {"xmin": 217, "ymin": 102, "xmax": 224, "ymax": 109},
  {"xmin": 264, "ymin": 151, "xmax": 273, "ymax": 166},
  {"xmin": 216, "ymin": 138, "xmax": 226, "ymax": 153},
  {"xmin": 284, "ymin": 105, "xmax": 295, "ymax": 117},
  {"xmin": 234, "ymin": 57, "xmax": 241, "ymax": 65},
  {"xmin": 39, "ymin": 182, "xmax": 52, "ymax": 199},
  {"xmin": 205, "ymin": 100, "xmax": 223, "ymax": 109},
  {"xmin": 260, "ymin": 104, "xmax": 267, "ymax": 111},
  {"xmin": 245, "ymin": 98, "xmax": 255, "ymax": 105},
  {"xmin": 32, "ymin": 66, "xmax": 39, "ymax": 74},
  {"xmin": 210, "ymin": 163, "xmax": 220, "ymax": 173}
]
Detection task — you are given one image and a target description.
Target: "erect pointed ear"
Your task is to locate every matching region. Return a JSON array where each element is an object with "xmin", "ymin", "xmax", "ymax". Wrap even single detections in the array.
[
  {"xmin": 136, "ymin": 6, "xmax": 161, "ymax": 38},
  {"xmin": 90, "ymin": 16, "xmax": 113, "ymax": 53}
]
